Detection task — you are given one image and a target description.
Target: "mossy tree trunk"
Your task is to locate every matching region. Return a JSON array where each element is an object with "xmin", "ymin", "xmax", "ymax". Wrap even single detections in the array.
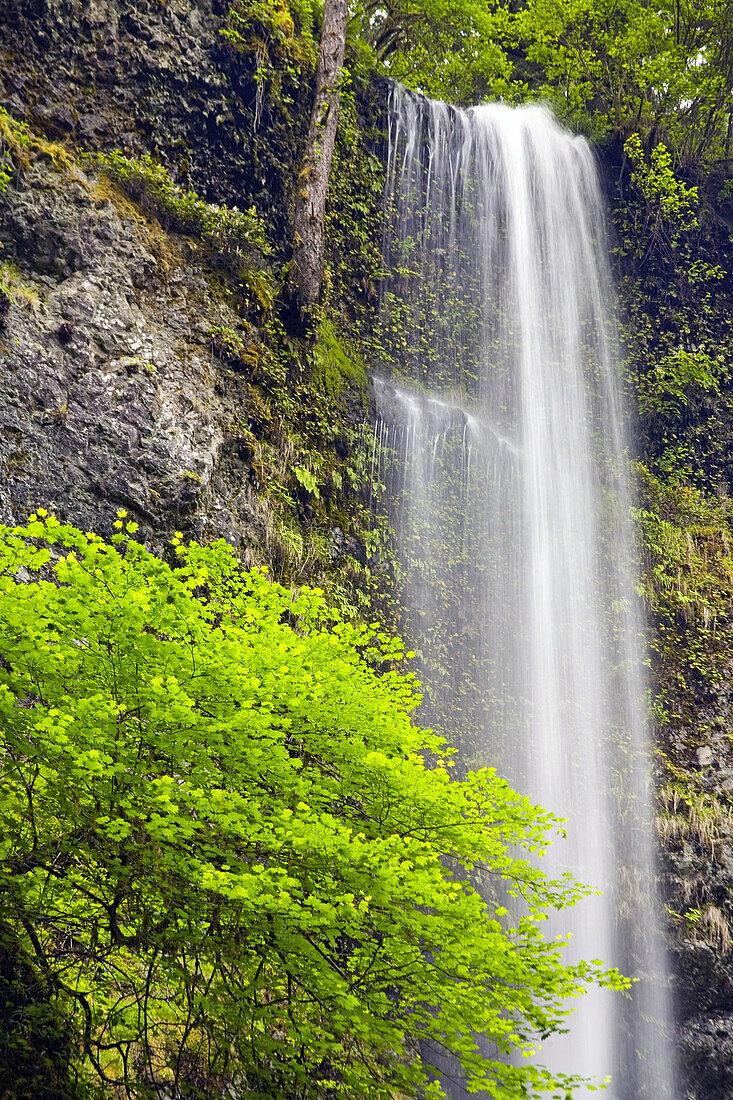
[{"xmin": 290, "ymin": 0, "xmax": 348, "ymax": 312}]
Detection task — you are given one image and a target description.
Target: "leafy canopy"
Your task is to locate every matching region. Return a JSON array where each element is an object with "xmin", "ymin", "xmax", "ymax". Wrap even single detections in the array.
[
  {"xmin": 515, "ymin": 0, "xmax": 733, "ymax": 156},
  {"xmin": 358, "ymin": 0, "xmax": 515, "ymax": 104},
  {"xmin": 0, "ymin": 514, "xmax": 624, "ymax": 1098},
  {"xmin": 357, "ymin": 0, "xmax": 733, "ymax": 161}
]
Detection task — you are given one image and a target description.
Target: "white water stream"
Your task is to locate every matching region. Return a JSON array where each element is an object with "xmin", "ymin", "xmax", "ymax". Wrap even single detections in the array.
[{"xmin": 373, "ymin": 85, "xmax": 678, "ymax": 1098}]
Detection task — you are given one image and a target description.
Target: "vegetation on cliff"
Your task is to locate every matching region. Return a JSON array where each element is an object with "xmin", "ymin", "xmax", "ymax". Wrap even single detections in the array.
[{"xmin": 615, "ymin": 149, "xmax": 733, "ymax": 993}]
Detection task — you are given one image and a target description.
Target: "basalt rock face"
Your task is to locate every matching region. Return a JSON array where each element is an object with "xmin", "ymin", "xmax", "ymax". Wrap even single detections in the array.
[
  {"xmin": 0, "ymin": 152, "xmax": 269, "ymax": 556},
  {"xmin": 662, "ymin": 677, "xmax": 733, "ymax": 1100},
  {"xmin": 0, "ymin": 0, "xmax": 306, "ymax": 246},
  {"xmin": 0, "ymin": 0, "xmax": 300, "ymax": 553},
  {"xmin": 0, "ymin": 0, "xmax": 376, "ymax": 566}
]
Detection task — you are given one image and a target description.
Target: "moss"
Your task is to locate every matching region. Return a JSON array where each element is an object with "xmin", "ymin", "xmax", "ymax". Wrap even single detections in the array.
[
  {"xmin": 0, "ymin": 107, "xmax": 75, "ymax": 178},
  {"xmin": 206, "ymin": 6, "xmax": 388, "ymax": 619},
  {"xmin": 636, "ymin": 464, "xmax": 733, "ymax": 632},
  {"xmin": 209, "ymin": 325, "xmax": 259, "ymax": 370},
  {"xmin": 656, "ymin": 753, "xmax": 733, "ymax": 951},
  {"xmin": 98, "ymin": 152, "xmax": 268, "ymax": 253},
  {"xmin": 0, "ymin": 106, "xmax": 76, "ymax": 202},
  {"xmin": 245, "ymin": 385, "xmax": 274, "ymax": 436},
  {"xmin": 209, "ymin": 307, "xmax": 385, "ymax": 618},
  {"xmin": 0, "ymin": 261, "xmax": 42, "ymax": 312},
  {"xmin": 0, "ymin": 108, "xmax": 32, "ymax": 189},
  {"xmin": 85, "ymin": 99, "xmax": 383, "ymax": 620},
  {"xmin": 634, "ymin": 461, "xmax": 733, "ymax": 740},
  {"xmin": 309, "ymin": 318, "xmax": 367, "ymax": 397},
  {"xmin": 322, "ymin": 72, "xmax": 385, "ymax": 328},
  {"xmin": 220, "ymin": 0, "xmax": 317, "ymax": 81}
]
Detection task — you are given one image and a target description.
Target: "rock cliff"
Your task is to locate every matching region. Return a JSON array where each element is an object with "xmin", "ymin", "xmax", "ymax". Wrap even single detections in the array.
[{"xmin": 0, "ymin": 0, "xmax": 382, "ymax": 598}]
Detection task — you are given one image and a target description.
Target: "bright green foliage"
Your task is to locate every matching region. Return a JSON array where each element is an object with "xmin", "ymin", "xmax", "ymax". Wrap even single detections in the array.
[
  {"xmin": 515, "ymin": 0, "xmax": 733, "ymax": 155},
  {"xmin": 361, "ymin": 0, "xmax": 515, "ymax": 104},
  {"xmin": 625, "ymin": 137, "xmax": 698, "ymax": 228},
  {"xmin": 293, "ymin": 462, "xmax": 320, "ymax": 495},
  {"xmin": 98, "ymin": 150, "xmax": 269, "ymax": 253},
  {"xmin": 623, "ymin": 135, "xmax": 700, "ymax": 253},
  {"xmin": 638, "ymin": 348, "xmax": 720, "ymax": 424},
  {"xmin": 0, "ymin": 515, "xmax": 624, "ymax": 1099}
]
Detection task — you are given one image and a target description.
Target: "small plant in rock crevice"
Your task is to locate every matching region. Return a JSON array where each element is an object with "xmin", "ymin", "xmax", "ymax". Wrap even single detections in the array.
[{"xmin": 97, "ymin": 152, "xmax": 273, "ymax": 312}]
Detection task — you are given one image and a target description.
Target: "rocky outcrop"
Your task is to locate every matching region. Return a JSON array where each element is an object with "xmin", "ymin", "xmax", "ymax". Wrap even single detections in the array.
[
  {"xmin": 681, "ymin": 1011, "xmax": 733, "ymax": 1100},
  {"xmin": 658, "ymin": 677, "xmax": 733, "ymax": 1100},
  {"xmin": 0, "ymin": 0, "xmax": 306, "ymax": 554},
  {"xmin": 0, "ymin": 0, "xmax": 306, "ymax": 242},
  {"xmin": 0, "ymin": 0, "xmax": 377, "ymax": 577},
  {"xmin": 0, "ymin": 152, "xmax": 276, "ymax": 555}
]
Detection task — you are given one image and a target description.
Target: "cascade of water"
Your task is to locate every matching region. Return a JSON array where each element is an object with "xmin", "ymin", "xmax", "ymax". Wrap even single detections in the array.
[{"xmin": 374, "ymin": 85, "xmax": 678, "ymax": 1099}]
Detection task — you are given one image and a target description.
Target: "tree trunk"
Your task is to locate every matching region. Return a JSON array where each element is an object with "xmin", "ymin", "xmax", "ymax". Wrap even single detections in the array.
[{"xmin": 290, "ymin": 0, "xmax": 348, "ymax": 313}]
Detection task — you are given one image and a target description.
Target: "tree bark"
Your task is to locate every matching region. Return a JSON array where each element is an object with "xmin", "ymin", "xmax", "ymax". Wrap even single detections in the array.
[{"xmin": 290, "ymin": 0, "xmax": 348, "ymax": 312}]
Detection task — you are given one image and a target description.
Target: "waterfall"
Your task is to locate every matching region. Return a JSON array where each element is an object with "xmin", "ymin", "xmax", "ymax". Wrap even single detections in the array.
[{"xmin": 373, "ymin": 85, "xmax": 678, "ymax": 1099}]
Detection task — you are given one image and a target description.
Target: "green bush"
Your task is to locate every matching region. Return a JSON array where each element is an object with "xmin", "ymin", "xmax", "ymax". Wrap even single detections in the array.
[
  {"xmin": 0, "ymin": 514, "xmax": 624, "ymax": 1099},
  {"xmin": 638, "ymin": 348, "xmax": 720, "ymax": 423}
]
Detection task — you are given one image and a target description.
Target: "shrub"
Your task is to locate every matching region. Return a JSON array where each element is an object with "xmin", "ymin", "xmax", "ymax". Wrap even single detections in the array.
[{"xmin": 0, "ymin": 514, "xmax": 624, "ymax": 1098}]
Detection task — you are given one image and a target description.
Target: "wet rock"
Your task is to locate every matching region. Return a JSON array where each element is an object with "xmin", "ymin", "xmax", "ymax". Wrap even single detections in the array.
[
  {"xmin": 672, "ymin": 940, "xmax": 733, "ymax": 1017},
  {"xmin": 659, "ymin": 669, "xmax": 733, "ymax": 1097},
  {"xmin": 680, "ymin": 1012, "xmax": 733, "ymax": 1100},
  {"xmin": 0, "ymin": 153, "xmax": 267, "ymax": 559},
  {"xmin": 0, "ymin": 0, "xmax": 311, "ymax": 245},
  {"xmin": 36, "ymin": 100, "xmax": 75, "ymax": 135}
]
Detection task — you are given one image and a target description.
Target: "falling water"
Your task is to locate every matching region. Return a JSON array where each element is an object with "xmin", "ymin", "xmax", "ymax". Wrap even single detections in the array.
[{"xmin": 373, "ymin": 85, "xmax": 678, "ymax": 1098}]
